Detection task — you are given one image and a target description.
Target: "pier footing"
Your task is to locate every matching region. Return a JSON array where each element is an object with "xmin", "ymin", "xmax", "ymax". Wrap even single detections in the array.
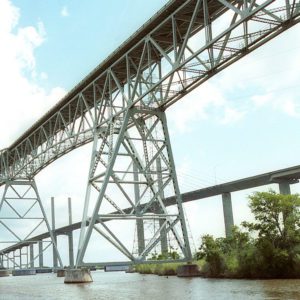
[
  {"xmin": 57, "ymin": 269, "xmax": 65, "ymax": 277},
  {"xmin": 177, "ymin": 264, "xmax": 200, "ymax": 277},
  {"xmin": 12, "ymin": 269, "xmax": 36, "ymax": 276},
  {"xmin": 0, "ymin": 269, "xmax": 10, "ymax": 277},
  {"xmin": 36, "ymin": 268, "xmax": 52, "ymax": 274},
  {"xmin": 64, "ymin": 268, "xmax": 93, "ymax": 283}
]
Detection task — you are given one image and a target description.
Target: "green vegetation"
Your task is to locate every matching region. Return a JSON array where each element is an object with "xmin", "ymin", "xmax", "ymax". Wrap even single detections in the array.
[
  {"xmin": 196, "ymin": 191, "xmax": 300, "ymax": 278},
  {"xmin": 149, "ymin": 251, "xmax": 180, "ymax": 261},
  {"xmin": 135, "ymin": 262, "xmax": 183, "ymax": 276},
  {"xmin": 134, "ymin": 251, "xmax": 183, "ymax": 275}
]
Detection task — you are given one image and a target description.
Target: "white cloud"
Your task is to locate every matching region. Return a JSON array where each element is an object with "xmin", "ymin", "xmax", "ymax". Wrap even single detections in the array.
[
  {"xmin": 281, "ymin": 99, "xmax": 300, "ymax": 117},
  {"xmin": 60, "ymin": 6, "xmax": 69, "ymax": 17},
  {"xmin": 168, "ymin": 81, "xmax": 228, "ymax": 133},
  {"xmin": 168, "ymin": 79, "xmax": 247, "ymax": 133},
  {"xmin": 0, "ymin": 0, "xmax": 66, "ymax": 149},
  {"xmin": 220, "ymin": 107, "xmax": 245, "ymax": 125}
]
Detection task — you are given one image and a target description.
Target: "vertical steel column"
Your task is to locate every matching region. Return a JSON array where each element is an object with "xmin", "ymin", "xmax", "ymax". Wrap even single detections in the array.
[
  {"xmin": 156, "ymin": 157, "xmax": 168, "ymax": 254},
  {"xmin": 0, "ymin": 254, "xmax": 3, "ymax": 268},
  {"xmin": 76, "ymin": 109, "xmax": 192, "ymax": 264},
  {"xmin": 160, "ymin": 112, "xmax": 192, "ymax": 261},
  {"xmin": 13, "ymin": 251, "xmax": 15, "ymax": 269},
  {"xmin": 51, "ymin": 197, "xmax": 58, "ymax": 268},
  {"xmin": 222, "ymin": 192, "xmax": 234, "ymax": 237},
  {"xmin": 19, "ymin": 249, "xmax": 22, "ymax": 269},
  {"xmin": 68, "ymin": 197, "xmax": 74, "ymax": 268},
  {"xmin": 29, "ymin": 244, "xmax": 34, "ymax": 268},
  {"xmin": 38, "ymin": 241, "xmax": 43, "ymax": 268},
  {"xmin": 133, "ymin": 163, "xmax": 145, "ymax": 255}
]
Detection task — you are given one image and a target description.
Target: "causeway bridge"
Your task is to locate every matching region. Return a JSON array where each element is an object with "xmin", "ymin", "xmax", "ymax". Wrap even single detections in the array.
[{"xmin": 0, "ymin": 0, "xmax": 300, "ymax": 272}]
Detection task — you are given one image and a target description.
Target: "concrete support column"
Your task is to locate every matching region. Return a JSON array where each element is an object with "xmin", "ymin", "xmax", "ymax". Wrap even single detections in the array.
[
  {"xmin": 29, "ymin": 244, "xmax": 34, "ymax": 268},
  {"xmin": 38, "ymin": 241, "xmax": 44, "ymax": 268},
  {"xmin": 51, "ymin": 197, "xmax": 58, "ymax": 268},
  {"xmin": 222, "ymin": 192, "xmax": 234, "ymax": 238},
  {"xmin": 156, "ymin": 157, "xmax": 168, "ymax": 254},
  {"xmin": 279, "ymin": 182, "xmax": 291, "ymax": 195},
  {"xmin": 68, "ymin": 197, "xmax": 74, "ymax": 268},
  {"xmin": 0, "ymin": 254, "xmax": 3, "ymax": 268},
  {"xmin": 278, "ymin": 181, "xmax": 293, "ymax": 226},
  {"xmin": 133, "ymin": 163, "xmax": 145, "ymax": 255}
]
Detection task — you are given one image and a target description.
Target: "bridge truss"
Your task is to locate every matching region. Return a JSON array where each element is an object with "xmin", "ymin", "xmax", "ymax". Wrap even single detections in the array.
[{"xmin": 0, "ymin": 0, "xmax": 300, "ymax": 266}]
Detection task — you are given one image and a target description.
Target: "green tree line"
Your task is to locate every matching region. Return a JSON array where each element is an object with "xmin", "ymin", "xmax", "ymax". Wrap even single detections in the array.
[{"xmin": 196, "ymin": 190, "xmax": 300, "ymax": 278}]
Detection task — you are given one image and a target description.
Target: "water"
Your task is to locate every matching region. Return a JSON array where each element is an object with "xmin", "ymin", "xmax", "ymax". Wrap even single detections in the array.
[{"xmin": 1, "ymin": 271, "xmax": 300, "ymax": 300}]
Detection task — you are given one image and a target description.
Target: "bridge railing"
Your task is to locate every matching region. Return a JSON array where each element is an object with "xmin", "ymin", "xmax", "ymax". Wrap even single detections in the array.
[{"xmin": 0, "ymin": 0, "xmax": 299, "ymax": 182}]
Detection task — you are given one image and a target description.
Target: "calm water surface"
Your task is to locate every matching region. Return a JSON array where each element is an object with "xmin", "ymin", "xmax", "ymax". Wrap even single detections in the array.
[{"xmin": 1, "ymin": 271, "xmax": 300, "ymax": 300}]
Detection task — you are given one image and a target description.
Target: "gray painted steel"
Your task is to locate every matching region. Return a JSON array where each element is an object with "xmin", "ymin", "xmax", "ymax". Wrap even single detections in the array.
[
  {"xmin": 1, "ymin": 0, "xmax": 300, "ymax": 266},
  {"xmin": 2, "ymin": 163, "xmax": 300, "ymax": 255},
  {"xmin": 51, "ymin": 197, "xmax": 58, "ymax": 268},
  {"xmin": 133, "ymin": 163, "xmax": 145, "ymax": 255},
  {"xmin": 0, "ymin": 1, "xmax": 299, "ymax": 182},
  {"xmin": 68, "ymin": 198, "xmax": 74, "ymax": 268},
  {"xmin": 38, "ymin": 241, "xmax": 43, "ymax": 268},
  {"xmin": 29, "ymin": 244, "xmax": 34, "ymax": 268}
]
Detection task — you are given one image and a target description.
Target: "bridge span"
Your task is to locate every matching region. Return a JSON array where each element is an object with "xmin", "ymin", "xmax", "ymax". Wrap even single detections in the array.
[
  {"xmin": 1, "ymin": 163, "xmax": 299, "ymax": 267},
  {"xmin": 1, "ymin": 0, "xmax": 300, "ymax": 271}
]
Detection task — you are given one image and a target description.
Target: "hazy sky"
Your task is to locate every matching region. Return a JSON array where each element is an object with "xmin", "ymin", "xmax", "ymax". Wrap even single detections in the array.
[{"xmin": 1, "ymin": 0, "xmax": 300, "ymax": 266}]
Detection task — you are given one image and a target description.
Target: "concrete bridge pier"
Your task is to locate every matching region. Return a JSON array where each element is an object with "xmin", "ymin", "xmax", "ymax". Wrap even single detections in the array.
[
  {"xmin": 222, "ymin": 192, "xmax": 234, "ymax": 238},
  {"xmin": 64, "ymin": 268, "xmax": 93, "ymax": 283},
  {"xmin": 38, "ymin": 241, "xmax": 44, "ymax": 268},
  {"xmin": 278, "ymin": 181, "xmax": 291, "ymax": 195}
]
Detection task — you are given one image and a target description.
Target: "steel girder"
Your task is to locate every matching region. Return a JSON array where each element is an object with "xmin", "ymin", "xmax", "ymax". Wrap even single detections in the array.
[
  {"xmin": 0, "ymin": 179, "xmax": 63, "ymax": 269},
  {"xmin": 75, "ymin": 108, "xmax": 192, "ymax": 265},
  {"xmin": 0, "ymin": 0, "xmax": 299, "ymax": 182}
]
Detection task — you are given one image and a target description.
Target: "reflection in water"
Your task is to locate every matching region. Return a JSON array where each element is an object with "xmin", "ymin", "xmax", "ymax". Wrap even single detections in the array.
[{"xmin": 0, "ymin": 271, "xmax": 300, "ymax": 300}]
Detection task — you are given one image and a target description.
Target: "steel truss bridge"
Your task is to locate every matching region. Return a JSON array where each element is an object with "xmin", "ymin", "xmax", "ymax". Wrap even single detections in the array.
[{"xmin": 0, "ymin": 0, "xmax": 299, "ymax": 269}]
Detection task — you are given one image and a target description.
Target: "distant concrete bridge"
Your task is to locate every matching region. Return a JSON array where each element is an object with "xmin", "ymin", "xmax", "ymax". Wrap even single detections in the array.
[
  {"xmin": 0, "ymin": 0, "xmax": 300, "ymax": 270},
  {"xmin": 1, "ymin": 163, "xmax": 299, "ymax": 268}
]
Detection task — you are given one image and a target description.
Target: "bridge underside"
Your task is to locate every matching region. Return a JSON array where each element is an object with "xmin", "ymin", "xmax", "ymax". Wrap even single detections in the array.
[
  {"xmin": 1, "ymin": 163, "xmax": 300, "ymax": 268},
  {"xmin": 1, "ymin": 0, "xmax": 300, "ymax": 268}
]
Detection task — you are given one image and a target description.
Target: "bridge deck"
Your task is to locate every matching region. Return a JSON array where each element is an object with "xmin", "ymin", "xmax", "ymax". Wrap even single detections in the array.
[
  {"xmin": 7, "ymin": 0, "xmax": 229, "ymax": 152},
  {"xmin": 1, "ymin": 1, "xmax": 299, "ymax": 180}
]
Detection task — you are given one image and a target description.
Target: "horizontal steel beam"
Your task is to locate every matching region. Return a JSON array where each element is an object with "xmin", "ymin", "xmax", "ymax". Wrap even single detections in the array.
[
  {"xmin": 1, "ymin": 0, "xmax": 299, "ymax": 181},
  {"xmin": 2, "ymin": 163, "xmax": 300, "ymax": 254}
]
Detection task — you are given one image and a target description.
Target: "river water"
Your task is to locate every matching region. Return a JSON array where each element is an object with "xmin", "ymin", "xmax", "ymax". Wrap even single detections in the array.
[{"xmin": 1, "ymin": 271, "xmax": 300, "ymax": 300}]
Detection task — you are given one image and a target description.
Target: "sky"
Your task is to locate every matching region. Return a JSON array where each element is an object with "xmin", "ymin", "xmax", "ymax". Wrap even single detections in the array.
[{"xmin": 0, "ymin": 0, "xmax": 300, "ymax": 266}]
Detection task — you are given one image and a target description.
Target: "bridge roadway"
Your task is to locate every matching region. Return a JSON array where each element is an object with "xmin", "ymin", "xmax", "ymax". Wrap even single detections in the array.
[
  {"xmin": 0, "ymin": 0, "xmax": 299, "ymax": 181},
  {"xmin": 1, "ymin": 0, "xmax": 300, "ymax": 267},
  {"xmin": 2, "ymin": 163, "xmax": 300, "ymax": 254}
]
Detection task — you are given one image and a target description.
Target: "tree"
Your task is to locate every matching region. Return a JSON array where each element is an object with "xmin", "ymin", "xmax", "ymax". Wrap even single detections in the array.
[
  {"xmin": 242, "ymin": 190, "xmax": 300, "ymax": 277},
  {"xmin": 197, "ymin": 235, "xmax": 225, "ymax": 276}
]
